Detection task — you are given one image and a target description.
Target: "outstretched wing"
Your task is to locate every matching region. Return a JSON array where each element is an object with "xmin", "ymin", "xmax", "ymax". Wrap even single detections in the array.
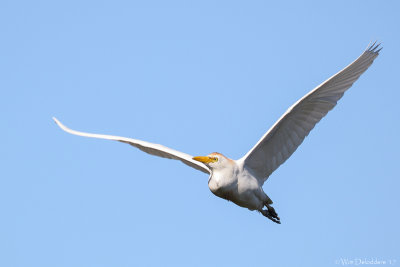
[
  {"xmin": 53, "ymin": 117, "xmax": 210, "ymax": 174},
  {"xmin": 241, "ymin": 42, "xmax": 382, "ymax": 183}
]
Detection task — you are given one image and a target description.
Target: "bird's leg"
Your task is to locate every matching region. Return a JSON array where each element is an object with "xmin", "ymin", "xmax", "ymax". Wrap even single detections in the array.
[
  {"xmin": 260, "ymin": 209, "xmax": 281, "ymax": 224},
  {"xmin": 266, "ymin": 204, "xmax": 279, "ymax": 219},
  {"xmin": 260, "ymin": 204, "xmax": 281, "ymax": 224}
]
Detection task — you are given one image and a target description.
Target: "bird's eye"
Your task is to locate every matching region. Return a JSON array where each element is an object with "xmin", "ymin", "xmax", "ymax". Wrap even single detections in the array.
[{"xmin": 214, "ymin": 157, "xmax": 218, "ymax": 162}]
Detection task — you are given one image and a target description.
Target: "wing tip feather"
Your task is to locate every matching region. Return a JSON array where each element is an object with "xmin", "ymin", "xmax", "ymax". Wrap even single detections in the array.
[
  {"xmin": 52, "ymin": 117, "xmax": 79, "ymax": 137},
  {"xmin": 366, "ymin": 41, "xmax": 383, "ymax": 55},
  {"xmin": 52, "ymin": 116, "xmax": 67, "ymax": 132}
]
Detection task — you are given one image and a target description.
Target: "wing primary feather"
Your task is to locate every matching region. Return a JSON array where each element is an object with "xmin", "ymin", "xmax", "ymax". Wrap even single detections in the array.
[
  {"xmin": 52, "ymin": 117, "xmax": 210, "ymax": 174},
  {"xmin": 240, "ymin": 43, "xmax": 381, "ymax": 184}
]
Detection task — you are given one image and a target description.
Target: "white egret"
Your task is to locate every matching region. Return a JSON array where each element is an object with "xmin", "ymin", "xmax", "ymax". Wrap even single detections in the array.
[{"xmin": 54, "ymin": 42, "xmax": 381, "ymax": 223}]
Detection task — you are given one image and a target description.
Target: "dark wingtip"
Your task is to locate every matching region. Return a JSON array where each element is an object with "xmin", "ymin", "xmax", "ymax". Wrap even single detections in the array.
[{"xmin": 367, "ymin": 41, "xmax": 382, "ymax": 54}]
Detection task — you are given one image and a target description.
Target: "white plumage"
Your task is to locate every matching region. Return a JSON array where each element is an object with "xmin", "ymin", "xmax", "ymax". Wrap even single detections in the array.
[{"xmin": 54, "ymin": 42, "xmax": 381, "ymax": 223}]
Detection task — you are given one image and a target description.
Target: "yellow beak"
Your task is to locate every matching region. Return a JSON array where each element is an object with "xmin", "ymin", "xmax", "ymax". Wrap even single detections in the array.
[{"xmin": 193, "ymin": 156, "xmax": 214, "ymax": 164}]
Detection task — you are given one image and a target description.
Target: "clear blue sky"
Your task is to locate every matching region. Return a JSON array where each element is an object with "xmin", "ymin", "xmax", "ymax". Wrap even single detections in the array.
[{"xmin": 1, "ymin": 1, "xmax": 399, "ymax": 266}]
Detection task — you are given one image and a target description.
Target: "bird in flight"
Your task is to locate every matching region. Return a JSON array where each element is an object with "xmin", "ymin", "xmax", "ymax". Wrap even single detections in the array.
[{"xmin": 54, "ymin": 42, "xmax": 381, "ymax": 224}]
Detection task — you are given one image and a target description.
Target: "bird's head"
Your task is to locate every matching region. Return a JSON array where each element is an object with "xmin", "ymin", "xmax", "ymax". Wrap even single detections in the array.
[{"xmin": 192, "ymin": 152, "xmax": 230, "ymax": 170}]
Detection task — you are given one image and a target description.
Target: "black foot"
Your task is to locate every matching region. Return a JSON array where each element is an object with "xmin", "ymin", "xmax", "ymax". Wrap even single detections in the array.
[
  {"xmin": 267, "ymin": 205, "xmax": 279, "ymax": 220},
  {"xmin": 261, "ymin": 205, "xmax": 281, "ymax": 224}
]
